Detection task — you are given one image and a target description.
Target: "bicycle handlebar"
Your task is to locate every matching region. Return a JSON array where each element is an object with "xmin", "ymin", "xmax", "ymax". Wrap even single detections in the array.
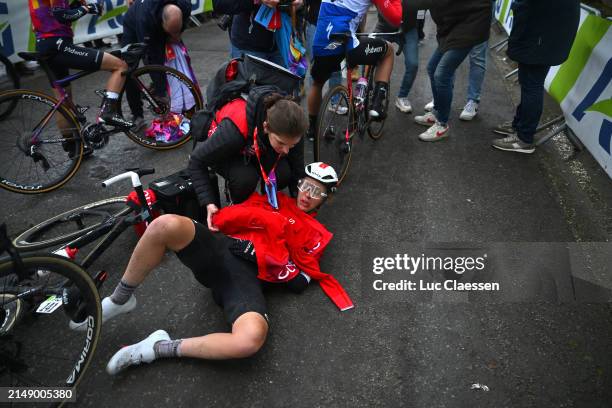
[{"xmin": 356, "ymin": 31, "xmax": 402, "ymax": 37}]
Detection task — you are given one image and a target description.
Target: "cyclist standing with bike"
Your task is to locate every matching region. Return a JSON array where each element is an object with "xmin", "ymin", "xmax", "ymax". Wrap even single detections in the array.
[
  {"xmin": 306, "ymin": 0, "xmax": 402, "ymax": 141},
  {"xmin": 121, "ymin": 0, "xmax": 192, "ymax": 131},
  {"xmin": 29, "ymin": 0, "xmax": 132, "ymax": 128}
]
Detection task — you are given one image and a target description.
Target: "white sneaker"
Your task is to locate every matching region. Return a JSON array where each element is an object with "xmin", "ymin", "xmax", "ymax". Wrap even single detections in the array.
[
  {"xmin": 328, "ymin": 103, "xmax": 348, "ymax": 115},
  {"xmin": 69, "ymin": 295, "xmax": 137, "ymax": 331},
  {"xmin": 424, "ymin": 100, "xmax": 434, "ymax": 112},
  {"xmin": 460, "ymin": 100, "xmax": 479, "ymax": 121},
  {"xmin": 395, "ymin": 97, "xmax": 412, "ymax": 113},
  {"xmin": 414, "ymin": 111, "xmax": 437, "ymax": 126},
  {"xmin": 418, "ymin": 122, "xmax": 450, "ymax": 142},
  {"xmin": 106, "ymin": 329, "xmax": 170, "ymax": 375}
]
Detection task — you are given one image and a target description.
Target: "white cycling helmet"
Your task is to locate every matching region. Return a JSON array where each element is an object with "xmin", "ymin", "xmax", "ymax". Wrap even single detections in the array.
[{"xmin": 305, "ymin": 162, "xmax": 338, "ymax": 191}]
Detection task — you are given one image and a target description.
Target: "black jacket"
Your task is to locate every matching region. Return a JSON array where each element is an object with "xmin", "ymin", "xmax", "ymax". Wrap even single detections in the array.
[
  {"xmin": 213, "ymin": 0, "xmax": 277, "ymax": 53},
  {"xmin": 188, "ymin": 117, "xmax": 305, "ymax": 207},
  {"xmin": 405, "ymin": 0, "xmax": 492, "ymax": 52},
  {"xmin": 124, "ymin": 0, "xmax": 191, "ymax": 42},
  {"xmin": 507, "ymin": 0, "xmax": 580, "ymax": 66}
]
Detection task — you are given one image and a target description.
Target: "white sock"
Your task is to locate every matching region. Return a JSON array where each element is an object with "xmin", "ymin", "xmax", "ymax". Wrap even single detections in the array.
[{"xmin": 105, "ymin": 91, "xmax": 120, "ymax": 100}]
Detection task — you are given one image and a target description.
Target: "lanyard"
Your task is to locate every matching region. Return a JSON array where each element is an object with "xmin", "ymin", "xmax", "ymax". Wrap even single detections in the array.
[{"xmin": 253, "ymin": 128, "xmax": 280, "ymax": 209}]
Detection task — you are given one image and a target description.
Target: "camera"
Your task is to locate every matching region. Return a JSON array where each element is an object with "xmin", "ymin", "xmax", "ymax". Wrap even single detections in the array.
[{"xmin": 216, "ymin": 14, "xmax": 232, "ymax": 31}]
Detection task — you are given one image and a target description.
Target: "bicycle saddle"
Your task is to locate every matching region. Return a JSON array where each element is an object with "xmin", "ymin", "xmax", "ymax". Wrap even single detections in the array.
[
  {"xmin": 110, "ymin": 43, "xmax": 148, "ymax": 60},
  {"xmin": 329, "ymin": 32, "xmax": 352, "ymax": 44}
]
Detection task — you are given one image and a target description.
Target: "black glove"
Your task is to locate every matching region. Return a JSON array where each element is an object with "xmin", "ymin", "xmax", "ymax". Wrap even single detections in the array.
[
  {"xmin": 229, "ymin": 239, "xmax": 257, "ymax": 263},
  {"xmin": 86, "ymin": 3, "xmax": 103, "ymax": 15}
]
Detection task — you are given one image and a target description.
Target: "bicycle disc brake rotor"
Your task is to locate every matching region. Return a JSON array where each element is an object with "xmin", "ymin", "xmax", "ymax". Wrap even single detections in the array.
[{"xmin": 82, "ymin": 123, "xmax": 109, "ymax": 149}]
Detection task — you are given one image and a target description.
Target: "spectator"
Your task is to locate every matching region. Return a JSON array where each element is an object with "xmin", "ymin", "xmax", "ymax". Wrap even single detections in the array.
[
  {"xmin": 409, "ymin": 0, "xmax": 492, "ymax": 142},
  {"xmin": 213, "ymin": 0, "xmax": 303, "ymax": 65},
  {"xmin": 122, "ymin": 0, "xmax": 192, "ymax": 131},
  {"xmin": 492, "ymin": 0, "xmax": 580, "ymax": 153},
  {"xmin": 375, "ymin": 7, "xmax": 419, "ymax": 114}
]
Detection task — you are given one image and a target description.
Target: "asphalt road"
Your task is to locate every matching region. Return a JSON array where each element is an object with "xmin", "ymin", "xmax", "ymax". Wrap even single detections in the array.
[{"xmin": 1, "ymin": 12, "xmax": 611, "ymax": 408}]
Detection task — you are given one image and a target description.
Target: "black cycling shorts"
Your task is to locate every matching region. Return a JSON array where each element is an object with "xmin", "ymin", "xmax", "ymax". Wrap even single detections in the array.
[
  {"xmin": 311, "ymin": 37, "xmax": 388, "ymax": 83},
  {"xmin": 35, "ymin": 37, "xmax": 103, "ymax": 83},
  {"xmin": 175, "ymin": 219, "xmax": 268, "ymax": 326}
]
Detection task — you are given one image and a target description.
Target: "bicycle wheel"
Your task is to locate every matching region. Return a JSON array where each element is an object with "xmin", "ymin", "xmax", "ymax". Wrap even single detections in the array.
[
  {"xmin": 13, "ymin": 197, "xmax": 130, "ymax": 251},
  {"xmin": 0, "ymin": 255, "xmax": 102, "ymax": 397},
  {"xmin": 0, "ymin": 53, "xmax": 20, "ymax": 120},
  {"xmin": 366, "ymin": 68, "xmax": 389, "ymax": 141},
  {"xmin": 315, "ymin": 85, "xmax": 353, "ymax": 185},
  {"xmin": 0, "ymin": 90, "xmax": 83, "ymax": 194},
  {"xmin": 125, "ymin": 65, "xmax": 203, "ymax": 150}
]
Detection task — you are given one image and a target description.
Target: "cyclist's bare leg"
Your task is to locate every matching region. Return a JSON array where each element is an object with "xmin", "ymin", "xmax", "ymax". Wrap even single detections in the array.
[
  {"xmin": 179, "ymin": 312, "xmax": 269, "ymax": 359},
  {"xmin": 374, "ymin": 42, "xmax": 395, "ymax": 84},
  {"xmin": 120, "ymin": 214, "xmax": 195, "ymax": 287},
  {"xmin": 100, "ymin": 53, "xmax": 128, "ymax": 93}
]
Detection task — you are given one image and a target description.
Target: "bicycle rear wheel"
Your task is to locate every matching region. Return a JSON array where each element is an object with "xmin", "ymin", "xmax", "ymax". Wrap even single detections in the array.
[
  {"xmin": 315, "ymin": 85, "xmax": 353, "ymax": 185},
  {"xmin": 0, "ymin": 90, "xmax": 83, "ymax": 194},
  {"xmin": 366, "ymin": 69, "xmax": 389, "ymax": 140},
  {"xmin": 13, "ymin": 197, "xmax": 130, "ymax": 251},
  {"xmin": 0, "ymin": 53, "xmax": 20, "ymax": 120},
  {"xmin": 0, "ymin": 255, "xmax": 102, "ymax": 398},
  {"xmin": 125, "ymin": 65, "xmax": 203, "ymax": 150}
]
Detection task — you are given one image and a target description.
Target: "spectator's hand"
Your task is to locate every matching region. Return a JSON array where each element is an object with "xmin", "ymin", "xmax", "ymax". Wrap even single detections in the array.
[
  {"xmin": 206, "ymin": 204, "xmax": 220, "ymax": 232},
  {"xmin": 261, "ymin": 0, "xmax": 280, "ymax": 8},
  {"xmin": 86, "ymin": 3, "xmax": 103, "ymax": 15},
  {"xmin": 127, "ymin": 0, "xmax": 135, "ymax": 5}
]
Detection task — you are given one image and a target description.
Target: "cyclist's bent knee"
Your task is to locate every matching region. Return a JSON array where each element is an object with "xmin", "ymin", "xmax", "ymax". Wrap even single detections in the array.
[
  {"xmin": 101, "ymin": 53, "xmax": 128, "ymax": 72},
  {"xmin": 232, "ymin": 312, "xmax": 268, "ymax": 358},
  {"xmin": 146, "ymin": 214, "xmax": 195, "ymax": 250}
]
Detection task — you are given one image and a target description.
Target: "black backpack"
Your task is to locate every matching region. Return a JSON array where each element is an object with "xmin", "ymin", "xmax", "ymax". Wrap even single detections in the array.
[{"xmin": 191, "ymin": 54, "xmax": 301, "ymax": 149}]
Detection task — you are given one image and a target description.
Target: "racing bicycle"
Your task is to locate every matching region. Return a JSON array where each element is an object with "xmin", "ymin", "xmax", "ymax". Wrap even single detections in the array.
[
  {"xmin": 0, "ymin": 222, "xmax": 102, "ymax": 404},
  {"xmin": 314, "ymin": 31, "xmax": 400, "ymax": 184},
  {"xmin": 0, "ymin": 43, "xmax": 203, "ymax": 194}
]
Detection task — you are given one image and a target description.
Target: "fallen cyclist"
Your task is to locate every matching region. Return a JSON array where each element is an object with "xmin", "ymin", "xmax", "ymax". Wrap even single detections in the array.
[{"xmin": 71, "ymin": 162, "xmax": 352, "ymax": 374}]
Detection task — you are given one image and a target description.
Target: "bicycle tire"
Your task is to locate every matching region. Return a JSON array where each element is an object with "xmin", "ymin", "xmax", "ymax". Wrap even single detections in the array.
[
  {"xmin": 0, "ymin": 53, "xmax": 20, "ymax": 120},
  {"xmin": 0, "ymin": 254, "xmax": 102, "ymax": 400},
  {"xmin": 315, "ymin": 85, "xmax": 353, "ymax": 185},
  {"xmin": 13, "ymin": 197, "xmax": 130, "ymax": 251},
  {"xmin": 0, "ymin": 90, "xmax": 83, "ymax": 194},
  {"xmin": 125, "ymin": 65, "xmax": 203, "ymax": 150},
  {"xmin": 366, "ymin": 67, "xmax": 389, "ymax": 140}
]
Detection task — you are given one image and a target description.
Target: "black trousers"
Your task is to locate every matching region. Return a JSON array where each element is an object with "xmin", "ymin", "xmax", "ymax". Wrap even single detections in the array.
[{"xmin": 121, "ymin": 15, "xmax": 167, "ymax": 118}]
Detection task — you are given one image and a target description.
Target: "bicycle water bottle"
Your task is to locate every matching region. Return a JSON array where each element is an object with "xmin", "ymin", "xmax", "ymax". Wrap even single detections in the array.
[
  {"xmin": 355, "ymin": 77, "xmax": 368, "ymax": 103},
  {"xmin": 37, "ymin": 247, "xmax": 79, "ymax": 278}
]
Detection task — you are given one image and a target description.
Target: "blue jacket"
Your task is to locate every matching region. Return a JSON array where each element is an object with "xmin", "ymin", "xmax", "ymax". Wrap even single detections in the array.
[{"xmin": 507, "ymin": 0, "xmax": 580, "ymax": 66}]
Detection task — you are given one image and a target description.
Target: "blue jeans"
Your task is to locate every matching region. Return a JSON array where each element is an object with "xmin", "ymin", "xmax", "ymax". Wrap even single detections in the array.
[
  {"xmin": 513, "ymin": 63, "xmax": 550, "ymax": 144},
  {"xmin": 230, "ymin": 45, "xmax": 283, "ymax": 66},
  {"xmin": 427, "ymin": 46, "xmax": 472, "ymax": 124},
  {"xmin": 397, "ymin": 28, "xmax": 419, "ymax": 98},
  {"xmin": 467, "ymin": 40, "xmax": 488, "ymax": 103},
  {"xmin": 305, "ymin": 23, "xmax": 341, "ymax": 90}
]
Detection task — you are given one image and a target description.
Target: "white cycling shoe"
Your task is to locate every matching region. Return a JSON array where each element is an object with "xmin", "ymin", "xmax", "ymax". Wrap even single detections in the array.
[
  {"xmin": 69, "ymin": 295, "xmax": 137, "ymax": 331},
  {"xmin": 106, "ymin": 329, "xmax": 170, "ymax": 375}
]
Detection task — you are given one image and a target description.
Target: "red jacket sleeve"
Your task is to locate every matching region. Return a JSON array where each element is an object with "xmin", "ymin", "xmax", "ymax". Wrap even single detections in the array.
[{"xmin": 373, "ymin": 0, "xmax": 402, "ymax": 28}]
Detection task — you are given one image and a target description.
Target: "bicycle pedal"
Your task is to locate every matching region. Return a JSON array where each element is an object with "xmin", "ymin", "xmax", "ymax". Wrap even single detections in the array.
[{"xmin": 94, "ymin": 89, "xmax": 106, "ymax": 98}]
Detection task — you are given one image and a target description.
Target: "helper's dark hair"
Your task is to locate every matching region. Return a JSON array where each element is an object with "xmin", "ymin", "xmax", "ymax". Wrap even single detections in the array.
[{"xmin": 264, "ymin": 93, "xmax": 308, "ymax": 139}]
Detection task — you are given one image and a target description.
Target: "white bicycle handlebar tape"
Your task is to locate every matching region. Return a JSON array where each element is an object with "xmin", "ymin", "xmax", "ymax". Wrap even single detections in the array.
[{"xmin": 101, "ymin": 171, "xmax": 142, "ymax": 188}]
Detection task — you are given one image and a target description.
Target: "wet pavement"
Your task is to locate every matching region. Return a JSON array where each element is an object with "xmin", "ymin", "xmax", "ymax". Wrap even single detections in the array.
[{"xmin": 1, "ymin": 11, "xmax": 611, "ymax": 408}]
